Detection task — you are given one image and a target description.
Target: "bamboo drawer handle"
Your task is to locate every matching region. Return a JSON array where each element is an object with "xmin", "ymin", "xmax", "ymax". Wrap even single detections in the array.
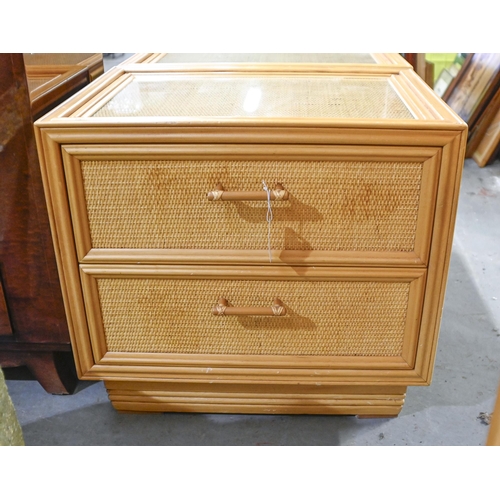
[
  {"xmin": 213, "ymin": 297, "xmax": 286, "ymax": 316},
  {"xmin": 207, "ymin": 183, "xmax": 289, "ymax": 201}
]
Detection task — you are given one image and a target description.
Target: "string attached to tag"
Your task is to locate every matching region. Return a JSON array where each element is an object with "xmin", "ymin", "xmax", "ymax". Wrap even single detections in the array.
[{"xmin": 262, "ymin": 180, "xmax": 273, "ymax": 262}]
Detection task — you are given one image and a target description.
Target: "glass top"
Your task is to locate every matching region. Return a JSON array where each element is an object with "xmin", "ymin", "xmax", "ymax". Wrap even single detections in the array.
[
  {"xmin": 91, "ymin": 74, "xmax": 415, "ymax": 120},
  {"xmin": 155, "ymin": 53, "xmax": 377, "ymax": 64}
]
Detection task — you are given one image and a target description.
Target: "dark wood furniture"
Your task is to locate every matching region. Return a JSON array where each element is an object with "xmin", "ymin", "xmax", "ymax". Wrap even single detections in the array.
[
  {"xmin": 22, "ymin": 53, "xmax": 104, "ymax": 81},
  {"xmin": 0, "ymin": 53, "xmax": 77, "ymax": 394},
  {"xmin": 26, "ymin": 65, "xmax": 90, "ymax": 120}
]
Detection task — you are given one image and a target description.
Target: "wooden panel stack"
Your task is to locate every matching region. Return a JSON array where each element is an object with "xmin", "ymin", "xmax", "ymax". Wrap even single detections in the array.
[{"xmin": 443, "ymin": 53, "xmax": 500, "ymax": 167}]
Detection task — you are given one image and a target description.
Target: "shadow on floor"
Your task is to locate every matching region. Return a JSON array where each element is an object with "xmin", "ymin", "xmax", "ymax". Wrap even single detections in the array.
[{"xmin": 20, "ymin": 400, "xmax": 351, "ymax": 445}]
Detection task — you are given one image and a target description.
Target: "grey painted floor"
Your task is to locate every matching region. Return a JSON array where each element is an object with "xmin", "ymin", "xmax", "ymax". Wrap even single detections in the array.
[{"xmin": 4, "ymin": 55, "xmax": 500, "ymax": 445}]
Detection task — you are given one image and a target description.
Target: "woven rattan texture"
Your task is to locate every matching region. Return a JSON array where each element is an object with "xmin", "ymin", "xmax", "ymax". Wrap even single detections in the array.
[
  {"xmin": 80, "ymin": 159, "xmax": 423, "ymax": 252},
  {"xmin": 97, "ymin": 278, "xmax": 410, "ymax": 356},
  {"xmin": 156, "ymin": 53, "xmax": 377, "ymax": 64},
  {"xmin": 92, "ymin": 76, "xmax": 414, "ymax": 119},
  {"xmin": 27, "ymin": 77, "xmax": 53, "ymax": 92}
]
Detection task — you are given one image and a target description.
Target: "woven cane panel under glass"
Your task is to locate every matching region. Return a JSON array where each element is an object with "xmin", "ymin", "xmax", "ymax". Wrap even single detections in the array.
[
  {"xmin": 91, "ymin": 75, "xmax": 414, "ymax": 120},
  {"xmin": 155, "ymin": 53, "xmax": 377, "ymax": 64},
  {"xmin": 97, "ymin": 278, "xmax": 411, "ymax": 357},
  {"xmin": 79, "ymin": 159, "xmax": 423, "ymax": 253}
]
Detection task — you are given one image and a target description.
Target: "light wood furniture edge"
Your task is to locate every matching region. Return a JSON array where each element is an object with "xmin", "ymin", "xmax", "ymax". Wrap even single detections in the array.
[
  {"xmin": 486, "ymin": 381, "xmax": 500, "ymax": 445},
  {"xmin": 398, "ymin": 69, "xmax": 468, "ymax": 125},
  {"xmin": 414, "ymin": 131, "xmax": 467, "ymax": 381},
  {"xmin": 119, "ymin": 53, "xmax": 150, "ymax": 64},
  {"xmin": 34, "ymin": 126, "xmax": 92, "ymax": 377}
]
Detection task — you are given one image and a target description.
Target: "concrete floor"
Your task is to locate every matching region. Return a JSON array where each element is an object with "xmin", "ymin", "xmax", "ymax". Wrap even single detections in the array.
[{"xmin": 4, "ymin": 55, "xmax": 500, "ymax": 445}]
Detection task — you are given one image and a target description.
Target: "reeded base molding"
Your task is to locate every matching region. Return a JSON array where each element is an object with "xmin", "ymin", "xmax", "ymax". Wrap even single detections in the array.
[{"xmin": 104, "ymin": 380, "xmax": 406, "ymax": 417}]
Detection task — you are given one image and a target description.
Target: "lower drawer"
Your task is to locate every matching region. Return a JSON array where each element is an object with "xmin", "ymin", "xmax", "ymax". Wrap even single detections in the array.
[{"xmin": 79, "ymin": 265, "xmax": 426, "ymax": 375}]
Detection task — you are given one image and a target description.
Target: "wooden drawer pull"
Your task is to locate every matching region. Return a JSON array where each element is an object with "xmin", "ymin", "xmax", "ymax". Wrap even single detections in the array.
[
  {"xmin": 213, "ymin": 297, "xmax": 286, "ymax": 316},
  {"xmin": 207, "ymin": 183, "xmax": 289, "ymax": 201}
]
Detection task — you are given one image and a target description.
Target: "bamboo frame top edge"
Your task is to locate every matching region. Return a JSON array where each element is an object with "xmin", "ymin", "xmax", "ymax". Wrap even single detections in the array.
[
  {"xmin": 34, "ymin": 116, "xmax": 467, "ymax": 131},
  {"xmin": 398, "ymin": 68, "xmax": 468, "ymax": 126}
]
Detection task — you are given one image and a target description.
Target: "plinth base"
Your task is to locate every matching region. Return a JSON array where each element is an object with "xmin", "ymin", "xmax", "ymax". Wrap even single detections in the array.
[{"xmin": 104, "ymin": 380, "xmax": 406, "ymax": 417}]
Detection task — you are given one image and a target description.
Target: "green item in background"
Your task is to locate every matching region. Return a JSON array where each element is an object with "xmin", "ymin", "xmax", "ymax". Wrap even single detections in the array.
[
  {"xmin": 426, "ymin": 53, "xmax": 457, "ymax": 84},
  {"xmin": 0, "ymin": 368, "xmax": 24, "ymax": 446}
]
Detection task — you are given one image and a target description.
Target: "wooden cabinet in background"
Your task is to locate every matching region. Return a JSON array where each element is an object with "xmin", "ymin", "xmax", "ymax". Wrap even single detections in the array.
[
  {"xmin": 26, "ymin": 65, "xmax": 90, "ymax": 120},
  {"xmin": 23, "ymin": 53, "xmax": 104, "ymax": 81},
  {"xmin": 0, "ymin": 54, "xmax": 95, "ymax": 394}
]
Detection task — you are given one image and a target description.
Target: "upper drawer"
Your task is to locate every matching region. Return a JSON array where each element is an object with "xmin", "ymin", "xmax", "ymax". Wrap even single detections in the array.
[{"xmin": 62, "ymin": 144, "xmax": 441, "ymax": 266}]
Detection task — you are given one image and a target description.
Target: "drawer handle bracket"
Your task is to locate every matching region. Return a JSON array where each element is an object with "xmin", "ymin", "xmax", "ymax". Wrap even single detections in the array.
[
  {"xmin": 213, "ymin": 297, "xmax": 286, "ymax": 316},
  {"xmin": 207, "ymin": 183, "xmax": 289, "ymax": 201}
]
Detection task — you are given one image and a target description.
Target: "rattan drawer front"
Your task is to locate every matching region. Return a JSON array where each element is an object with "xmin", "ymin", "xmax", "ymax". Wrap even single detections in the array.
[
  {"xmin": 80, "ymin": 266, "xmax": 426, "ymax": 369},
  {"xmin": 83, "ymin": 159, "xmax": 422, "ymax": 252},
  {"xmin": 64, "ymin": 146, "xmax": 440, "ymax": 265}
]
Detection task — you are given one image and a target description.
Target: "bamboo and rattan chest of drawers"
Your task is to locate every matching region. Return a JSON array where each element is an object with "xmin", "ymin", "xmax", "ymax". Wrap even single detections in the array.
[{"xmin": 34, "ymin": 64, "xmax": 467, "ymax": 416}]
